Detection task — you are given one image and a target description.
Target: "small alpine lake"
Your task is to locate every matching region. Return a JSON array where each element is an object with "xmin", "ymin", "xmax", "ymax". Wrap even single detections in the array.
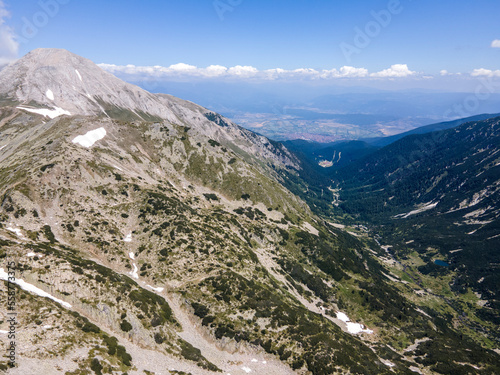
[{"xmin": 434, "ymin": 259, "xmax": 450, "ymax": 267}]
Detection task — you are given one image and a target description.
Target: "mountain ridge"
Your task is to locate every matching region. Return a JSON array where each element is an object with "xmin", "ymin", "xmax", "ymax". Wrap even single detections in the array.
[
  {"xmin": 0, "ymin": 48, "xmax": 299, "ymax": 171},
  {"xmin": 0, "ymin": 49, "xmax": 499, "ymax": 374}
]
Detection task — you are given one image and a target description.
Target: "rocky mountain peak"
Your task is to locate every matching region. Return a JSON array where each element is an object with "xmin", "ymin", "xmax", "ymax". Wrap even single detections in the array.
[
  {"xmin": 0, "ymin": 48, "xmax": 176, "ymax": 120},
  {"xmin": 0, "ymin": 48, "xmax": 299, "ymax": 169}
]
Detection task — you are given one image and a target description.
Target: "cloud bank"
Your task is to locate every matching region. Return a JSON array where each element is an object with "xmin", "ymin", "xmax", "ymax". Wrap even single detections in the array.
[
  {"xmin": 471, "ymin": 68, "xmax": 500, "ymax": 78},
  {"xmin": 370, "ymin": 64, "xmax": 416, "ymax": 78},
  {"xmin": 0, "ymin": 1, "xmax": 18, "ymax": 66},
  {"xmin": 99, "ymin": 62, "xmax": 418, "ymax": 81}
]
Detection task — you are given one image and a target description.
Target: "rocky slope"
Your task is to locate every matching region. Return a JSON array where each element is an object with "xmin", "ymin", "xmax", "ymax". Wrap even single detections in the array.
[{"xmin": 0, "ymin": 49, "xmax": 499, "ymax": 375}]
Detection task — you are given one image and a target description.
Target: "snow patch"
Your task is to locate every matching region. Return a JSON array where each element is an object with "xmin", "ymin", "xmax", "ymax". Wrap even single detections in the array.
[
  {"xmin": 382, "ymin": 360, "xmax": 395, "ymax": 367},
  {"xmin": 72, "ymin": 127, "xmax": 107, "ymax": 148},
  {"xmin": 46, "ymin": 89, "xmax": 54, "ymax": 101},
  {"xmin": 336, "ymin": 311, "xmax": 373, "ymax": 334},
  {"xmin": 6, "ymin": 226, "xmax": 23, "ymax": 238},
  {"xmin": 394, "ymin": 201, "xmax": 438, "ymax": 218},
  {"xmin": 124, "ymin": 232, "xmax": 132, "ymax": 242},
  {"xmin": 129, "ymin": 252, "xmax": 135, "ymax": 260},
  {"xmin": 346, "ymin": 322, "xmax": 373, "ymax": 334},
  {"xmin": 0, "ymin": 145, "xmax": 6, "ymax": 151},
  {"xmin": 0, "ymin": 330, "xmax": 8, "ymax": 334},
  {"xmin": 130, "ymin": 264, "xmax": 139, "ymax": 279},
  {"xmin": 17, "ymin": 106, "xmax": 71, "ymax": 119},
  {"xmin": 43, "ymin": 325, "xmax": 52, "ymax": 329},
  {"xmin": 336, "ymin": 312, "xmax": 350, "ymax": 322},
  {"xmin": 251, "ymin": 359, "xmax": 258, "ymax": 363},
  {"xmin": 27, "ymin": 252, "xmax": 43, "ymax": 258},
  {"xmin": 75, "ymin": 69, "xmax": 83, "ymax": 82},
  {"xmin": 0, "ymin": 268, "xmax": 72, "ymax": 308},
  {"xmin": 241, "ymin": 367, "xmax": 252, "ymax": 373},
  {"xmin": 147, "ymin": 285, "xmax": 164, "ymax": 293}
]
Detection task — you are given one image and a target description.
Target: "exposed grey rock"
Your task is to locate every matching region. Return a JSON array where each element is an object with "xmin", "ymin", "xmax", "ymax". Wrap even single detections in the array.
[{"xmin": 0, "ymin": 48, "xmax": 299, "ymax": 169}]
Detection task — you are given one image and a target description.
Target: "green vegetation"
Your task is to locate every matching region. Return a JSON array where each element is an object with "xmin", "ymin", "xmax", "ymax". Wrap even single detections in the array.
[{"xmin": 179, "ymin": 340, "xmax": 221, "ymax": 372}]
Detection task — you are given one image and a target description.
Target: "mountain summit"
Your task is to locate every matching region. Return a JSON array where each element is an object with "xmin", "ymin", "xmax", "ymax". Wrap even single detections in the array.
[
  {"xmin": 0, "ymin": 48, "xmax": 297, "ymax": 169},
  {"xmin": 0, "ymin": 48, "xmax": 176, "ymax": 119}
]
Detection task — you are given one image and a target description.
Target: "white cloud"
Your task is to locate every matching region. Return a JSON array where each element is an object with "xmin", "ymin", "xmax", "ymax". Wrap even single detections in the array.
[
  {"xmin": 168, "ymin": 62, "xmax": 198, "ymax": 73},
  {"xmin": 204, "ymin": 64, "xmax": 228, "ymax": 77},
  {"xmin": 338, "ymin": 66, "xmax": 369, "ymax": 77},
  {"xmin": 99, "ymin": 62, "xmax": 420, "ymax": 81},
  {"xmin": 370, "ymin": 64, "xmax": 416, "ymax": 78},
  {"xmin": 471, "ymin": 68, "xmax": 500, "ymax": 78},
  {"xmin": 227, "ymin": 65, "xmax": 259, "ymax": 77},
  {"xmin": 318, "ymin": 66, "xmax": 369, "ymax": 79},
  {"xmin": 0, "ymin": 1, "xmax": 18, "ymax": 66},
  {"xmin": 439, "ymin": 70, "xmax": 462, "ymax": 77},
  {"xmin": 491, "ymin": 39, "xmax": 500, "ymax": 48}
]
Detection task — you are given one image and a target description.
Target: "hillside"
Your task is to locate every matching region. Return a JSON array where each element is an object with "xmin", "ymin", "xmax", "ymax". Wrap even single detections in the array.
[
  {"xmin": 334, "ymin": 116, "xmax": 500, "ymax": 341},
  {"xmin": 0, "ymin": 49, "xmax": 498, "ymax": 375}
]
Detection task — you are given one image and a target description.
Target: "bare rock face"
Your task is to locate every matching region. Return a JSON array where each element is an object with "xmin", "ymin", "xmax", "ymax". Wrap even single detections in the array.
[
  {"xmin": 0, "ymin": 48, "xmax": 298, "ymax": 169},
  {"xmin": 0, "ymin": 48, "xmax": 174, "ymax": 119}
]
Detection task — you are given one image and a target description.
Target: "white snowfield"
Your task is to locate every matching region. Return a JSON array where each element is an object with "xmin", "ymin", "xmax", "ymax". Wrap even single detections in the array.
[
  {"xmin": 336, "ymin": 311, "xmax": 373, "ymax": 335},
  {"xmin": 337, "ymin": 312, "xmax": 350, "ymax": 322},
  {"xmin": 0, "ymin": 268, "xmax": 72, "ymax": 309},
  {"xmin": 46, "ymin": 89, "xmax": 54, "ymax": 101},
  {"xmin": 17, "ymin": 105, "xmax": 71, "ymax": 119},
  {"xmin": 72, "ymin": 127, "xmax": 107, "ymax": 148},
  {"xmin": 129, "ymin": 252, "xmax": 135, "ymax": 260}
]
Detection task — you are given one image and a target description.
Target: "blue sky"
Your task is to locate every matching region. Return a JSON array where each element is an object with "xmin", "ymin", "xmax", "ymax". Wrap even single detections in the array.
[{"xmin": 1, "ymin": 0, "xmax": 499, "ymax": 90}]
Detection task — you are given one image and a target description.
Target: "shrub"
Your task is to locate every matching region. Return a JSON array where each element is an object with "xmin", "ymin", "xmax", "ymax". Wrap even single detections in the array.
[
  {"xmin": 90, "ymin": 358, "xmax": 103, "ymax": 375},
  {"xmin": 203, "ymin": 193, "xmax": 219, "ymax": 201},
  {"xmin": 154, "ymin": 333, "xmax": 165, "ymax": 344},
  {"xmin": 120, "ymin": 320, "xmax": 133, "ymax": 332}
]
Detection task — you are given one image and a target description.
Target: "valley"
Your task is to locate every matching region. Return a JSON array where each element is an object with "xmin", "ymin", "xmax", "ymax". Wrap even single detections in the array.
[{"xmin": 0, "ymin": 49, "xmax": 498, "ymax": 375}]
